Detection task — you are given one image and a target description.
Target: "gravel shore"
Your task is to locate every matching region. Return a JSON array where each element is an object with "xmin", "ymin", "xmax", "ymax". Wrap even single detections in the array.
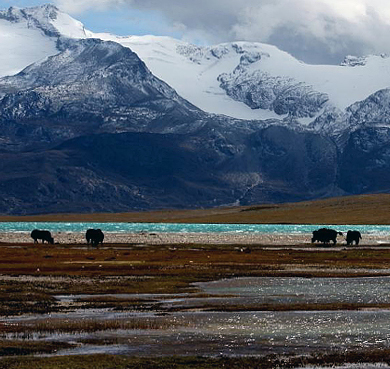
[{"xmin": 0, "ymin": 231, "xmax": 388, "ymax": 246}]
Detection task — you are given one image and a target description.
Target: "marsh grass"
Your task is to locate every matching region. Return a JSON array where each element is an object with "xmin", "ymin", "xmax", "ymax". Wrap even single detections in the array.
[
  {"xmin": 0, "ymin": 340, "xmax": 75, "ymax": 356},
  {"xmin": 77, "ymin": 297, "xmax": 161, "ymax": 311},
  {"xmin": 2, "ymin": 245, "xmax": 390, "ymax": 316},
  {"xmin": 0, "ymin": 284, "xmax": 58, "ymax": 316},
  {"xmin": 2, "ymin": 349, "xmax": 390, "ymax": 369},
  {"xmin": 1, "ymin": 315, "xmax": 189, "ymax": 336}
]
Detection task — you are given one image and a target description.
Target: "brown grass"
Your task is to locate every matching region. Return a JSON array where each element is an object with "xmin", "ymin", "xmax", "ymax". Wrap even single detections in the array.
[
  {"xmin": 1, "ymin": 193, "xmax": 390, "ymax": 224},
  {"xmin": 2, "ymin": 243, "xmax": 390, "ymax": 316},
  {"xmin": 2, "ymin": 243, "xmax": 390, "ymax": 278},
  {"xmin": 0, "ymin": 340, "xmax": 75, "ymax": 356},
  {"xmin": 3, "ymin": 243, "xmax": 390, "ymax": 280},
  {"xmin": 1, "ymin": 316, "xmax": 182, "ymax": 334},
  {"xmin": 1, "ymin": 350, "xmax": 390, "ymax": 369}
]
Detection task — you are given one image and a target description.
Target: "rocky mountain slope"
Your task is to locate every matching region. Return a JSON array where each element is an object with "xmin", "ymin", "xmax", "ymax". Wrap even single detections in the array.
[
  {"xmin": 0, "ymin": 37, "xmax": 200, "ymax": 151},
  {"xmin": 0, "ymin": 4, "xmax": 390, "ymax": 214}
]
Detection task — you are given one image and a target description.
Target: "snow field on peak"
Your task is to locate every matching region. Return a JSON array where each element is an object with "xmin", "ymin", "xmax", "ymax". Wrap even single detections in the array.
[
  {"xmin": 2, "ymin": 4, "xmax": 390, "ymax": 122},
  {"xmin": 50, "ymin": 10, "xmax": 92, "ymax": 39},
  {"xmin": 0, "ymin": 19, "xmax": 58, "ymax": 77},
  {"xmin": 93, "ymin": 33, "xmax": 282, "ymax": 120},
  {"xmin": 0, "ymin": 5, "xmax": 90, "ymax": 79},
  {"xmin": 259, "ymin": 54, "xmax": 390, "ymax": 111},
  {"xmin": 93, "ymin": 33, "xmax": 390, "ymax": 120}
]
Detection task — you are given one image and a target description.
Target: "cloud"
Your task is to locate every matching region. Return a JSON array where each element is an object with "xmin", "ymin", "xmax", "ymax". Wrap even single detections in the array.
[
  {"xmin": 54, "ymin": 0, "xmax": 390, "ymax": 64},
  {"xmin": 229, "ymin": 0, "xmax": 390, "ymax": 63},
  {"xmin": 54, "ymin": 0, "xmax": 125, "ymax": 14}
]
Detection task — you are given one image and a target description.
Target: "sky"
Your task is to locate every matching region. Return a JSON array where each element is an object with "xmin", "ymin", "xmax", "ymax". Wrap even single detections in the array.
[{"xmin": 2, "ymin": 0, "xmax": 390, "ymax": 64}]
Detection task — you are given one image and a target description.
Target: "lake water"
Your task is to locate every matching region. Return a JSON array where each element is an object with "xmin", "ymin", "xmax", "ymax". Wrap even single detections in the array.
[{"xmin": 0, "ymin": 222, "xmax": 390, "ymax": 235}]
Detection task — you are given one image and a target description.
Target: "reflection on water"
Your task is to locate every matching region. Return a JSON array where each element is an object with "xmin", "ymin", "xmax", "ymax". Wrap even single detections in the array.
[
  {"xmin": 5, "ymin": 310, "xmax": 390, "ymax": 357},
  {"xmin": 195, "ymin": 276, "xmax": 390, "ymax": 305},
  {"xmin": 52, "ymin": 276, "xmax": 390, "ymax": 311}
]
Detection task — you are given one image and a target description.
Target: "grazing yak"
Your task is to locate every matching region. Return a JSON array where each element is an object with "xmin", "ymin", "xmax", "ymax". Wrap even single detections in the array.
[
  {"xmin": 86, "ymin": 229, "xmax": 104, "ymax": 247},
  {"xmin": 31, "ymin": 229, "xmax": 54, "ymax": 244},
  {"xmin": 312, "ymin": 228, "xmax": 343, "ymax": 245},
  {"xmin": 346, "ymin": 230, "xmax": 362, "ymax": 246}
]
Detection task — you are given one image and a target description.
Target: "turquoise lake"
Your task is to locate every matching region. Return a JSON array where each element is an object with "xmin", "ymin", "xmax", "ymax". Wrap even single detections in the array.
[{"xmin": 0, "ymin": 222, "xmax": 390, "ymax": 235}]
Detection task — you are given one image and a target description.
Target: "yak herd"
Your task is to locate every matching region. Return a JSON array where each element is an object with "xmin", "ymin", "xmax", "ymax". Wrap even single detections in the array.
[
  {"xmin": 30, "ymin": 227, "xmax": 362, "ymax": 246},
  {"xmin": 30, "ymin": 228, "xmax": 104, "ymax": 247},
  {"xmin": 311, "ymin": 228, "xmax": 362, "ymax": 245}
]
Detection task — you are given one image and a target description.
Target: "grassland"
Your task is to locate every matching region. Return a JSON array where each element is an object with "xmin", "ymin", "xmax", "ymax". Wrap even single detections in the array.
[{"xmin": 2, "ymin": 242, "xmax": 390, "ymax": 316}]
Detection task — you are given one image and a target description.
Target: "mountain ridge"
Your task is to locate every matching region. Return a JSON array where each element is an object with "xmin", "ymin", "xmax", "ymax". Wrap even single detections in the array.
[
  {"xmin": 0, "ymin": 4, "xmax": 390, "ymax": 214},
  {"xmin": 3, "ymin": 4, "xmax": 390, "ymax": 125}
]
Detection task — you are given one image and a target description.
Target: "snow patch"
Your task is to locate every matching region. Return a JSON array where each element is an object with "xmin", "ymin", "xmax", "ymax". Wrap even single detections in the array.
[{"xmin": 0, "ymin": 18, "xmax": 58, "ymax": 77}]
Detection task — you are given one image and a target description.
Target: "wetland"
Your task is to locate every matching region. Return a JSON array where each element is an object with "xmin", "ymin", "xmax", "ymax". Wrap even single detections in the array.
[{"xmin": 2, "ymin": 235, "xmax": 390, "ymax": 368}]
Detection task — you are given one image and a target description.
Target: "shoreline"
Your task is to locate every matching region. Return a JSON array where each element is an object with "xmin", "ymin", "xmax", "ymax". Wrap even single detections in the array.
[{"xmin": 0, "ymin": 231, "xmax": 389, "ymax": 246}]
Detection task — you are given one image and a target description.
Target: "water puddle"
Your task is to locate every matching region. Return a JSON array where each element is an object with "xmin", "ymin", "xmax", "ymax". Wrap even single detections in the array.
[
  {"xmin": 300, "ymin": 365, "xmax": 390, "ymax": 369},
  {"xmin": 41, "ymin": 344, "xmax": 136, "ymax": 357},
  {"xmin": 195, "ymin": 276, "xmax": 390, "ymax": 306}
]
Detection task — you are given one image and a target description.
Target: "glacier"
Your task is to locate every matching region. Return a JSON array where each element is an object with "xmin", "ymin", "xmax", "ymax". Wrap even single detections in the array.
[{"xmin": 2, "ymin": 4, "xmax": 390, "ymax": 126}]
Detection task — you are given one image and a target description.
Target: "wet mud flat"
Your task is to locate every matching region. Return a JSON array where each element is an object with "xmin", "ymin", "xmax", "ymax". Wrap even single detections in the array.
[{"xmin": 3, "ymin": 241, "xmax": 390, "ymax": 368}]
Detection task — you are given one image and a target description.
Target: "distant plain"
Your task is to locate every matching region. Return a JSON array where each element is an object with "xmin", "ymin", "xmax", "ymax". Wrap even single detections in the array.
[{"xmin": 0, "ymin": 194, "xmax": 389, "ymax": 224}]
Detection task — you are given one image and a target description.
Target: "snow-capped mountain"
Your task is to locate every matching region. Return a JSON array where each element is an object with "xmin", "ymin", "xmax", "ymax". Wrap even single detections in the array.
[
  {"xmin": 0, "ymin": 37, "xmax": 202, "ymax": 152},
  {"xmin": 1, "ymin": 4, "xmax": 390, "ymax": 214},
  {"xmin": 3, "ymin": 4, "xmax": 390, "ymax": 125},
  {"xmin": 0, "ymin": 4, "xmax": 89, "ymax": 77},
  {"xmin": 100, "ymin": 36, "xmax": 390, "ymax": 123}
]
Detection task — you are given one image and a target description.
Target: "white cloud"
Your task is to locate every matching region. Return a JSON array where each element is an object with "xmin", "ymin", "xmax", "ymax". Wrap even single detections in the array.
[
  {"xmin": 54, "ymin": 0, "xmax": 125, "ymax": 14},
  {"xmin": 53, "ymin": 0, "xmax": 390, "ymax": 63}
]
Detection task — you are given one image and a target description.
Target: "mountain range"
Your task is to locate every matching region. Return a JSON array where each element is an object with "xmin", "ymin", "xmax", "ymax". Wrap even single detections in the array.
[{"xmin": 0, "ymin": 4, "xmax": 389, "ymax": 214}]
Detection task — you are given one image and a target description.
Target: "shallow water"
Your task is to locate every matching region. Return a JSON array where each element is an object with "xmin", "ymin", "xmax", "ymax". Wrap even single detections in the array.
[
  {"xmin": 52, "ymin": 275, "xmax": 390, "ymax": 311},
  {"xmin": 3, "ymin": 276, "xmax": 390, "ymax": 357},
  {"xmin": 6, "ymin": 310, "xmax": 390, "ymax": 356},
  {"xmin": 300, "ymin": 365, "xmax": 390, "ymax": 369},
  {"xmin": 195, "ymin": 276, "xmax": 390, "ymax": 306}
]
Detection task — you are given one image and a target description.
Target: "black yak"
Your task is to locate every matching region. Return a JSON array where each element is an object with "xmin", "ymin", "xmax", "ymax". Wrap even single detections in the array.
[
  {"xmin": 31, "ymin": 229, "xmax": 54, "ymax": 244},
  {"xmin": 86, "ymin": 229, "xmax": 104, "ymax": 247},
  {"xmin": 311, "ymin": 228, "xmax": 343, "ymax": 245},
  {"xmin": 346, "ymin": 230, "xmax": 362, "ymax": 246}
]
